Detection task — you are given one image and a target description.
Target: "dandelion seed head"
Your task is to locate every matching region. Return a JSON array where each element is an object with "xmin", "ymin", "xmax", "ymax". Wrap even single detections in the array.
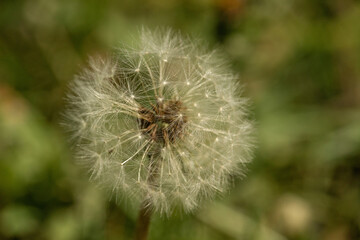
[{"xmin": 64, "ymin": 28, "xmax": 253, "ymax": 215}]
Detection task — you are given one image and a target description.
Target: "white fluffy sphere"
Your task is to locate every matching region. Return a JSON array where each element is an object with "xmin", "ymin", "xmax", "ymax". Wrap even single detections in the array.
[{"xmin": 64, "ymin": 29, "xmax": 253, "ymax": 215}]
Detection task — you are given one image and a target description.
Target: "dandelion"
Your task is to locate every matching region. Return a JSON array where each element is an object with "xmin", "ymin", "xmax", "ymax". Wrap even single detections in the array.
[{"xmin": 64, "ymin": 28, "xmax": 253, "ymax": 239}]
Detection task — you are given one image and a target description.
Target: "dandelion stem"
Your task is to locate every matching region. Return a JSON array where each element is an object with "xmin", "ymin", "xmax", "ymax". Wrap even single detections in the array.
[
  {"xmin": 135, "ymin": 202, "xmax": 152, "ymax": 240},
  {"xmin": 135, "ymin": 152, "xmax": 160, "ymax": 240}
]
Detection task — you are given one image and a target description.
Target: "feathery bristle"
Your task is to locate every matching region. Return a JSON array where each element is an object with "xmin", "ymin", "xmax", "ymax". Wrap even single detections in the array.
[{"xmin": 64, "ymin": 29, "xmax": 253, "ymax": 215}]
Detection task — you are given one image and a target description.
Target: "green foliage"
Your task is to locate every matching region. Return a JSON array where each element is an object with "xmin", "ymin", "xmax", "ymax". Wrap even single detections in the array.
[{"xmin": 1, "ymin": 0, "xmax": 359, "ymax": 239}]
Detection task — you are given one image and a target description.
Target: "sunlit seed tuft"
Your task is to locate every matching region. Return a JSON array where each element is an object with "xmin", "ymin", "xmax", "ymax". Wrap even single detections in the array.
[{"xmin": 64, "ymin": 28, "xmax": 254, "ymax": 215}]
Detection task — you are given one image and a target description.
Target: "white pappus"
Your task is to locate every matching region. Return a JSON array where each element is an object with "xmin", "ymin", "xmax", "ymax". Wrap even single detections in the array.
[{"xmin": 64, "ymin": 29, "xmax": 253, "ymax": 215}]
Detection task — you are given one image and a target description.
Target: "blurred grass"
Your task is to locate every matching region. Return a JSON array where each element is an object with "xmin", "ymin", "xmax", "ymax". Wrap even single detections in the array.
[{"xmin": 1, "ymin": 0, "xmax": 360, "ymax": 239}]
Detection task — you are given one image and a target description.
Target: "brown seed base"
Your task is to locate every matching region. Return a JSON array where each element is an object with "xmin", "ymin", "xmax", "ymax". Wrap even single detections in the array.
[{"xmin": 138, "ymin": 100, "xmax": 187, "ymax": 145}]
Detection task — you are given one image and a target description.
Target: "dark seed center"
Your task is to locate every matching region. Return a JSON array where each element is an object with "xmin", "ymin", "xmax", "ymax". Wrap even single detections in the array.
[{"xmin": 138, "ymin": 100, "xmax": 187, "ymax": 144}]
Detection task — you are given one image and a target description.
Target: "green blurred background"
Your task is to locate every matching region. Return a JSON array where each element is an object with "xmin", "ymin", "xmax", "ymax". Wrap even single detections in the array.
[{"xmin": 1, "ymin": 0, "xmax": 360, "ymax": 239}]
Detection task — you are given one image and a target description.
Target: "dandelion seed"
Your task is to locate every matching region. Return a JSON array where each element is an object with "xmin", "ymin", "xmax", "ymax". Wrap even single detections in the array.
[{"xmin": 63, "ymin": 28, "xmax": 253, "ymax": 216}]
